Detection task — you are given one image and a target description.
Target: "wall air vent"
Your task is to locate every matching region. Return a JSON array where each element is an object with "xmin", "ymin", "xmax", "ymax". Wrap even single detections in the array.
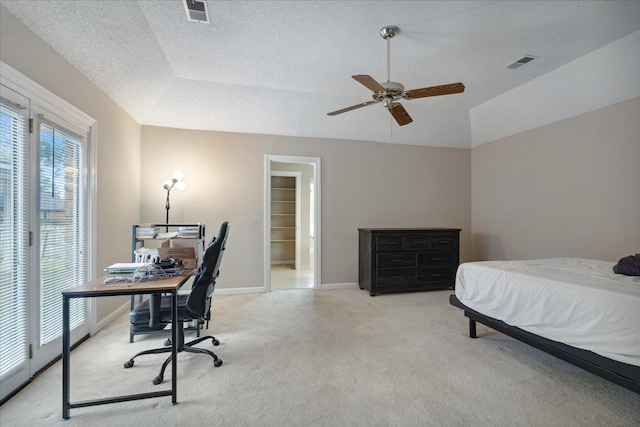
[
  {"xmin": 183, "ymin": 0, "xmax": 210, "ymax": 23},
  {"xmin": 506, "ymin": 55, "xmax": 536, "ymax": 70}
]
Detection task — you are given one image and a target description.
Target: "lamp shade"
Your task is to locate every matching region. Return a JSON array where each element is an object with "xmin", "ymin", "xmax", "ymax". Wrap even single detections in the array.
[
  {"xmin": 172, "ymin": 170, "xmax": 185, "ymax": 181},
  {"xmin": 175, "ymin": 181, "xmax": 187, "ymax": 191}
]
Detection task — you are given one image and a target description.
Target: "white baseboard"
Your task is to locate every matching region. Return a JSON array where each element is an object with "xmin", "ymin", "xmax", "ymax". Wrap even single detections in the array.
[
  {"xmin": 215, "ymin": 283, "xmax": 358, "ymax": 295},
  {"xmin": 214, "ymin": 283, "xmax": 358, "ymax": 294},
  {"xmin": 214, "ymin": 286, "xmax": 267, "ymax": 295},
  {"xmin": 319, "ymin": 282, "xmax": 358, "ymax": 290}
]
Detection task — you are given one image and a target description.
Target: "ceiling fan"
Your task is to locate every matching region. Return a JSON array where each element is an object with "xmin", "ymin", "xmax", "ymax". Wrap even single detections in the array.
[{"xmin": 327, "ymin": 26, "xmax": 465, "ymax": 126}]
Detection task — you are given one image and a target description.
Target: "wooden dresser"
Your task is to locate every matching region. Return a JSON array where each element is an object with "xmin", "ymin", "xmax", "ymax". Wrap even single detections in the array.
[{"xmin": 358, "ymin": 228, "xmax": 461, "ymax": 296}]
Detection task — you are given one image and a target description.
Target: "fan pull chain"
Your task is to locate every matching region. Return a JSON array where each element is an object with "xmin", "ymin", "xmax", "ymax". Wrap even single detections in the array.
[{"xmin": 390, "ymin": 114, "xmax": 393, "ymax": 138}]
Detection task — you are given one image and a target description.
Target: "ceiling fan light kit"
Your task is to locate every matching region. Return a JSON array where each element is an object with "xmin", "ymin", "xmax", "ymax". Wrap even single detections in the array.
[{"xmin": 328, "ymin": 25, "xmax": 465, "ymax": 126}]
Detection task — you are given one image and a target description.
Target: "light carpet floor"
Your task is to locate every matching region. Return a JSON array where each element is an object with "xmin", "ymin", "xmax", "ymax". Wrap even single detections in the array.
[
  {"xmin": 271, "ymin": 264, "xmax": 314, "ymax": 290},
  {"xmin": 1, "ymin": 288, "xmax": 639, "ymax": 426}
]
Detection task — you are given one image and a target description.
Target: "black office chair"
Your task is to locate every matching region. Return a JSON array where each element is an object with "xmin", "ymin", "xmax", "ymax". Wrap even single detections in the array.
[{"xmin": 124, "ymin": 221, "xmax": 229, "ymax": 385}]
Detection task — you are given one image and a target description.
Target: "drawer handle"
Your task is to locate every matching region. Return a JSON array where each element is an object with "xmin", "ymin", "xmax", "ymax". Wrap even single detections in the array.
[
  {"xmin": 392, "ymin": 259, "xmax": 404, "ymax": 262},
  {"xmin": 431, "ymin": 273, "xmax": 443, "ymax": 277},
  {"xmin": 432, "ymin": 257, "xmax": 442, "ymax": 261},
  {"xmin": 438, "ymin": 240, "xmax": 450, "ymax": 244},
  {"xmin": 392, "ymin": 275, "xmax": 403, "ymax": 279}
]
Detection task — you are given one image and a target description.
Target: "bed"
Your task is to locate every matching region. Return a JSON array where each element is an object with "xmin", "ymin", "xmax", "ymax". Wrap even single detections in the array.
[{"xmin": 449, "ymin": 257, "xmax": 640, "ymax": 393}]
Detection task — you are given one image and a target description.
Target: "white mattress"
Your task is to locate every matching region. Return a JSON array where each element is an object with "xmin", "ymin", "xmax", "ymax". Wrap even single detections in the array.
[{"xmin": 455, "ymin": 258, "xmax": 640, "ymax": 367}]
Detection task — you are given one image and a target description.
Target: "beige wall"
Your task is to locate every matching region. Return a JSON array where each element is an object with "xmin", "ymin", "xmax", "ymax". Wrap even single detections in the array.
[
  {"xmin": 141, "ymin": 126, "xmax": 471, "ymax": 289},
  {"xmin": 471, "ymin": 97, "xmax": 640, "ymax": 262},
  {"xmin": 1, "ymin": 6, "xmax": 142, "ymax": 323}
]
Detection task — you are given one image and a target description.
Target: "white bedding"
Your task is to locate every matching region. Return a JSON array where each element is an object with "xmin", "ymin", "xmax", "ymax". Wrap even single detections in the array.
[{"xmin": 455, "ymin": 258, "xmax": 640, "ymax": 367}]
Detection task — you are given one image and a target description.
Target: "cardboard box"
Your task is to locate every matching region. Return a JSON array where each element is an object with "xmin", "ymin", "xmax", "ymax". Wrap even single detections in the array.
[
  {"xmin": 157, "ymin": 241, "xmax": 199, "ymax": 270},
  {"xmin": 169, "ymin": 239, "xmax": 204, "ymax": 259}
]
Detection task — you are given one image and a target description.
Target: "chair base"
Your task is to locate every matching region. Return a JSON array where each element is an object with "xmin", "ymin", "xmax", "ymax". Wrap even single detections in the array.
[
  {"xmin": 124, "ymin": 335, "xmax": 222, "ymax": 384},
  {"xmin": 129, "ymin": 322, "xmax": 202, "ymax": 343}
]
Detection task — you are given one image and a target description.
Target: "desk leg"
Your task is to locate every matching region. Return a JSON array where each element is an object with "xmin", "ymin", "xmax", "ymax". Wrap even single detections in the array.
[
  {"xmin": 62, "ymin": 295, "xmax": 71, "ymax": 420},
  {"xmin": 171, "ymin": 292, "xmax": 178, "ymax": 405}
]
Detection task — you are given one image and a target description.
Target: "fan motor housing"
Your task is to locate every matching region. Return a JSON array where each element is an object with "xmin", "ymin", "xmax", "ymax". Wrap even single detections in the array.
[
  {"xmin": 381, "ymin": 81, "xmax": 404, "ymax": 93},
  {"xmin": 372, "ymin": 81, "xmax": 405, "ymax": 102}
]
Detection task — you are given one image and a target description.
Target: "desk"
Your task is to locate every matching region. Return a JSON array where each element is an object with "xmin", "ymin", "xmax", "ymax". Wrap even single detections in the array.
[{"xmin": 62, "ymin": 273, "xmax": 192, "ymax": 420}]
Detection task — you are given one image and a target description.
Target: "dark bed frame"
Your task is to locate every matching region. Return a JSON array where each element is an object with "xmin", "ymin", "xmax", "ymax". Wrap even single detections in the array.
[{"xmin": 449, "ymin": 295, "xmax": 640, "ymax": 394}]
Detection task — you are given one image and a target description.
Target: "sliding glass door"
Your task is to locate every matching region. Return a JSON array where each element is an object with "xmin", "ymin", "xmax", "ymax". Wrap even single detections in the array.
[
  {"xmin": 31, "ymin": 116, "xmax": 88, "ymax": 371},
  {"xmin": 0, "ymin": 81, "xmax": 90, "ymax": 402},
  {"xmin": 0, "ymin": 85, "xmax": 31, "ymax": 400}
]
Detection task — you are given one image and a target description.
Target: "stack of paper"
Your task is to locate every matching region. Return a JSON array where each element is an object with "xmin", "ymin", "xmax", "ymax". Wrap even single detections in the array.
[
  {"xmin": 178, "ymin": 226, "xmax": 200, "ymax": 238},
  {"xmin": 136, "ymin": 227, "xmax": 159, "ymax": 238}
]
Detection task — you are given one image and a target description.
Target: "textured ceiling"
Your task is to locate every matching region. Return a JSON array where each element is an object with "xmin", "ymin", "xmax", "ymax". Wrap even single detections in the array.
[{"xmin": 2, "ymin": 0, "xmax": 640, "ymax": 148}]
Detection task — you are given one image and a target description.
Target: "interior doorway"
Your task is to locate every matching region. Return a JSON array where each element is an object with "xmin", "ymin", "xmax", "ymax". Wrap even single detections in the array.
[{"xmin": 265, "ymin": 155, "xmax": 321, "ymax": 291}]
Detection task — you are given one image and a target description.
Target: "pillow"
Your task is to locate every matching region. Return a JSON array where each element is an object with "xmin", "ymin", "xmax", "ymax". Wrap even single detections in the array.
[{"xmin": 612, "ymin": 254, "xmax": 640, "ymax": 276}]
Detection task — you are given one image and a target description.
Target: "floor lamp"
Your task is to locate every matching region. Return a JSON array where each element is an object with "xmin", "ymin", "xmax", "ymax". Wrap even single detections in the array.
[{"xmin": 163, "ymin": 170, "xmax": 186, "ymax": 231}]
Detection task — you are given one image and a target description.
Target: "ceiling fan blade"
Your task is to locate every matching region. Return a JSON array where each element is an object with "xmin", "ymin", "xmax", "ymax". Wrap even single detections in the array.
[
  {"xmin": 327, "ymin": 100, "xmax": 379, "ymax": 116},
  {"xmin": 404, "ymin": 82, "xmax": 465, "ymax": 100},
  {"xmin": 352, "ymin": 75, "xmax": 386, "ymax": 93},
  {"xmin": 389, "ymin": 103, "xmax": 413, "ymax": 126}
]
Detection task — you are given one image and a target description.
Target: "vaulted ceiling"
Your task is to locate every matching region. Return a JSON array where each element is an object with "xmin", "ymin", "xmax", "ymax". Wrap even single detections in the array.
[{"xmin": 2, "ymin": 1, "xmax": 639, "ymax": 148}]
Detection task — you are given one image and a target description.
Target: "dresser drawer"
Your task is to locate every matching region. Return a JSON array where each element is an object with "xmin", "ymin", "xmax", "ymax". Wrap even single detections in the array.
[
  {"xmin": 430, "ymin": 236, "xmax": 456, "ymax": 249},
  {"xmin": 417, "ymin": 267, "xmax": 455, "ymax": 283},
  {"xmin": 403, "ymin": 235, "xmax": 430, "ymax": 249},
  {"xmin": 376, "ymin": 236, "xmax": 403, "ymax": 251},
  {"xmin": 418, "ymin": 251, "xmax": 455, "ymax": 266},
  {"xmin": 376, "ymin": 269, "xmax": 415, "ymax": 286},
  {"xmin": 377, "ymin": 252, "xmax": 416, "ymax": 269}
]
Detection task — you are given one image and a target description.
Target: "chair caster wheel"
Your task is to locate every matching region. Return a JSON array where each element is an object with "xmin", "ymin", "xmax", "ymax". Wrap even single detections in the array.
[
  {"xmin": 212, "ymin": 338, "xmax": 220, "ymax": 346},
  {"xmin": 153, "ymin": 376, "xmax": 163, "ymax": 385},
  {"xmin": 214, "ymin": 359, "xmax": 223, "ymax": 367},
  {"xmin": 124, "ymin": 360, "xmax": 134, "ymax": 368},
  {"xmin": 163, "ymin": 339, "xmax": 172, "ymax": 347}
]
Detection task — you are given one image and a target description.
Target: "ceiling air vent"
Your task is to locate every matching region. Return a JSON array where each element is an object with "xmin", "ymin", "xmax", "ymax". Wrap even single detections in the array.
[
  {"xmin": 183, "ymin": 0, "xmax": 209, "ymax": 23},
  {"xmin": 506, "ymin": 55, "xmax": 536, "ymax": 70}
]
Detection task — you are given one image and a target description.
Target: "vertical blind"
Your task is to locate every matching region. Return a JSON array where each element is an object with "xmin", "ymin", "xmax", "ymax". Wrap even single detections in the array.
[
  {"xmin": 38, "ymin": 122, "xmax": 85, "ymax": 346},
  {"xmin": 0, "ymin": 99, "xmax": 28, "ymax": 378}
]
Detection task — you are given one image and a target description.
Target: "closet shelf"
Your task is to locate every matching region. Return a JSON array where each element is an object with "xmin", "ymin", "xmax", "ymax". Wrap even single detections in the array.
[{"xmin": 271, "ymin": 175, "xmax": 297, "ymax": 266}]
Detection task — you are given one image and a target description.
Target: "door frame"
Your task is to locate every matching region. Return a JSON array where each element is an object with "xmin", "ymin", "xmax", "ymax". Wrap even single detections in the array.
[{"xmin": 264, "ymin": 155, "xmax": 321, "ymax": 292}]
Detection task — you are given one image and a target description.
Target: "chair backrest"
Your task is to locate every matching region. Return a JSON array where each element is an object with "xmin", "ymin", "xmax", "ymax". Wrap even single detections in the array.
[{"xmin": 185, "ymin": 221, "xmax": 229, "ymax": 318}]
